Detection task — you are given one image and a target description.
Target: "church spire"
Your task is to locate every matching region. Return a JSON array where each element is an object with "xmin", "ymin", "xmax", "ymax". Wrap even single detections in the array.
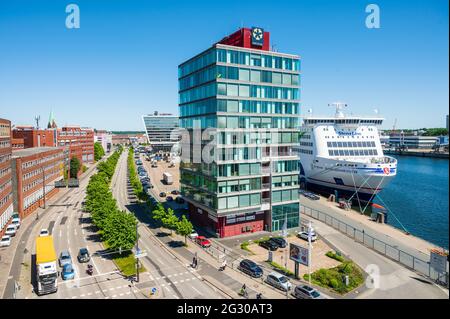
[{"xmin": 47, "ymin": 110, "xmax": 57, "ymax": 128}]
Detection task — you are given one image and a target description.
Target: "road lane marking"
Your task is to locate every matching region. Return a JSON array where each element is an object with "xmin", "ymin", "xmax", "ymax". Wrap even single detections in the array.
[
  {"xmin": 191, "ymin": 285, "xmax": 203, "ymax": 296},
  {"xmin": 80, "ymin": 294, "xmax": 85, "ymax": 297},
  {"xmin": 156, "ymin": 258, "xmax": 165, "ymax": 265}
]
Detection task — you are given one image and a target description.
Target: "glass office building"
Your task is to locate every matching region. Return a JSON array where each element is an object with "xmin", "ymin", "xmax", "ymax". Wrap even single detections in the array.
[
  {"xmin": 142, "ymin": 112, "xmax": 180, "ymax": 152},
  {"xmin": 179, "ymin": 28, "xmax": 301, "ymax": 237}
]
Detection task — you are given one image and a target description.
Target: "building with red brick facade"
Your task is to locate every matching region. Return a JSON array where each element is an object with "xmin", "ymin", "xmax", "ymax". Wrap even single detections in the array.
[
  {"xmin": 11, "ymin": 147, "xmax": 64, "ymax": 219},
  {"xmin": 12, "ymin": 126, "xmax": 56, "ymax": 149},
  {"xmin": 57, "ymin": 126, "xmax": 94, "ymax": 163},
  {"xmin": 0, "ymin": 118, "xmax": 14, "ymax": 236}
]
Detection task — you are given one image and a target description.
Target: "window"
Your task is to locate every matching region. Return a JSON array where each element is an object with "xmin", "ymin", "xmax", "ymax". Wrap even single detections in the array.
[
  {"xmin": 239, "ymin": 69, "xmax": 250, "ymax": 81},
  {"xmin": 282, "ymin": 73, "xmax": 292, "ymax": 85},
  {"xmin": 239, "ymin": 85, "xmax": 250, "ymax": 97},
  {"xmin": 218, "ymin": 83, "xmax": 226, "ymax": 95},
  {"xmin": 239, "ymin": 195, "xmax": 250, "ymax": 207},
  {"xmin": 227, "ymin": 84, "xmax": 238, "ymax": 96},
  {"xmin": 272, "ymin": 72, "xmax": 282, "ymax": 84},
  {"xmin": 251, "ymin": 70, "xmax": 261, "ymax": 82},
  {"xmin": 227, "ymin": 196, "xmax": 239, "ymax": 209},
  {"xmin": 227, "ymin": 100, "xmax": 238, "ymax": 113}
]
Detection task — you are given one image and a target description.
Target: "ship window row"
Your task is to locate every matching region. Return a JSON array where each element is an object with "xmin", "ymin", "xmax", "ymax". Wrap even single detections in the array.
[
  {"xmin": 304, "ymin": 119, "xmax": 383, "ymax": 125},
  {"xmin": 179, "ymin": 65, "xmax": 300, "ymax": 91},
  {"xmin": 298, "ymin": 148, "xmax": 313, "ymax": 155},
  {"xmin": 299, "ymin": 141, "xmax": 313, "ymax": 147},
  {"xmin": 180, "ymin": 99, "xmax": 299, "ymax": 117},
  {"xmin": 328, "ymin": 149, "xmax": 378, "ymax": 156},
  {"xmin": 217, "ymin": 83, "xmax": 299, "ymax": 100},
  {"xmin": 216, "ymin": 48, "xmax": 300, "ymax": 72},
  {"xmin": 327, "ymin": 141, "xmax": 376, "ymax": 148},
  {"xmin": 217, "ymin": 116, "xmax": 299, "ymax": 129}
]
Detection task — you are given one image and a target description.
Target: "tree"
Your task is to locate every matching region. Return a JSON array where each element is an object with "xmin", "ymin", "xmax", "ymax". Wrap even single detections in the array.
[
  {"xmin": 152, "ymin": 203, "xmax": 166, "ymax": 222},
  {"xmin": 94, "ymin": 142, "xmax": 105, "ymax": 161},
  {"xmin": 103, "ymin": 211, "xmax": 137, "ymax": 251},
  {"xmin": 69, "ymin": 156, "xmax": 81, "ymax": 178},
  {"xmin": 161, "ymin": 208, "xmax": 179, "ymax": 235},
  {"xmin": 176, "ymin": 215, "xmax": 193, "ymax": 245}
]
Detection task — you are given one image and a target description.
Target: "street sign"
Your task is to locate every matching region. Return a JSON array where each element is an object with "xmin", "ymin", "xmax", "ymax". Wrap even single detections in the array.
[
  {"xmin": 289, "ymin": 243, "xmax": 309, "ymax": 266},
  {"xmin": 430, "ymin": 249, "xmax": 448, "ymax": 274}
]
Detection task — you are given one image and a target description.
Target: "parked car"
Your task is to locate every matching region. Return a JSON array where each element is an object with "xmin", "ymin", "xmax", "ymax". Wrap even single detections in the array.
[
  {"xmin": 259, "ymin": 239, "xmax": 279, "ymax": 251},
  {"xmin": 189, "ymin": 230, "xmax": 199, "ymax": 240},
  {"xmin": 166, "ymin": 196, "xmax": 173, "ymax": 202},
  {"xmin": 298, "ymin": 231, "xmax": 317, "ymax": 242},
  {"xmin": 175, "ymin": 197, "xmax": 185, "ymax": 204},
  {"xmin": 11, "ymin": 215, "xmax": 21, "ymax": 229},
  {"xmin": 0, "ymin": 235, "xmax": 11, "ymax": 247},
  {"xmin": 238, "ymin": 259, "xmax": 263, "ymax": 278},
  {"xmin": 265, "ymin": 272, "xmax": 292, "ymax": 291},
  {"xmin": 159, "ymin": 192, "xmax": 166, "ymax": 197},
  {"xmin": 171, "ymin": 190, "xmax": 180, "ymax": 195},
  {"xmin": 39, "ymin": 229, "xmax": 49, "ymax": 237},
  {"xmin": 293, "ymin": 285, "xmax": 323, "ymax": 299},
  {"xmin": 77, "ymin": 248, "xmax": 90, "ymax": 263},
  {"xmin": 269, "ymin": 237, "xmax": 287, "ymax": 248},
  {"xmin": 5, "ymin": 225, "xmax": 17, "ymax": 237},
  {"xmin": 59, "ymin": 250, "xmax": 72, "ymax": 267},
  {"xmin": 61, "ymin": 263, "xmax": 75, "ymax": 280},
  {"xmin": 195, "ymin": 236, "xmax": 211, "ymax": 248}
]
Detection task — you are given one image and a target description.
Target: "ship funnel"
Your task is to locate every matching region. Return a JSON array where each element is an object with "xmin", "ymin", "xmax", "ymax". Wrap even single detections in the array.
[{"xmin": 329, "ymin": 102, "xmax": 347, "ymax": 118}]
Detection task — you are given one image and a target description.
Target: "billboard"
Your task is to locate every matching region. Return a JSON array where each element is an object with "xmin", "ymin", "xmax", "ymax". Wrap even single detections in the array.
[{"xmin": 290, "ymin": 243, "xmax": 309, "ymax": 266}]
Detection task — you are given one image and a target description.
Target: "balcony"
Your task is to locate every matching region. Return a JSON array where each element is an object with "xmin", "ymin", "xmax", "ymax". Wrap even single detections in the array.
[
  {"xmin": 261, "ymin": 183, "xmax": 271, "ymax": 189},
  {"xmin": 261, "ymin": 197, "xmax": 271, "ymax": 204}
]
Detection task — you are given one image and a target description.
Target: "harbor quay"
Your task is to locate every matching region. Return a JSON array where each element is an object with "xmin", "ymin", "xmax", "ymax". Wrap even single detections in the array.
[{"xmin": 299, "ymin": 194, "xmax": 449, "ymax": 282}]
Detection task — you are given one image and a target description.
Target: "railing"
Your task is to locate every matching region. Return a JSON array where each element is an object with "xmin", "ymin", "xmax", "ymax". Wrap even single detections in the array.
[
  {"xmin": 301, "ymin": 204, "xmax": 449, "ymax": 287},
  {"xmin": 261, "ymin": 183, "xmax": 271, "ymax": 189},
  {"xmin": 261, "ymin": 197, "xmax": 271, "ymax": 204}
]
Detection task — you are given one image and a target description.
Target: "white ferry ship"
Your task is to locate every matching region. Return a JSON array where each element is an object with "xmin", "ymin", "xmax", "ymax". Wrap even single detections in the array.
[{"xmin": 296, "ymin": 103, "xmax": 397, "ymax": 204}]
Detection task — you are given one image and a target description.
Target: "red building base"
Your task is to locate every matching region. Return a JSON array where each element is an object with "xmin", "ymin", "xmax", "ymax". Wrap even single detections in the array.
[{"xmin": 187, "ymin": 202, "xmax": 266, "ymax": 238}]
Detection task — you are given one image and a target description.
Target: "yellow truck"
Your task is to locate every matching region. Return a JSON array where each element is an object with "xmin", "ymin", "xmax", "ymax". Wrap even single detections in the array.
[{"xmin": 35, "ymin": 236, "xmax": 58, "ymax": 295}]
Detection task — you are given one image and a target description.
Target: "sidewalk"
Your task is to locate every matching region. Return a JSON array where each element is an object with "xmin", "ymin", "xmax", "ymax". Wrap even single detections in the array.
[{"xmin": 300, "ymin": 196, "xmax": 443, "ymax": 261}]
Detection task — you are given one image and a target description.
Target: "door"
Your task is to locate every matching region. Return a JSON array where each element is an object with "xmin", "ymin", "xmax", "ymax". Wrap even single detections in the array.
[{"xmin": 272, "ymin": 220, "xmax": 280, "ymax": 232}]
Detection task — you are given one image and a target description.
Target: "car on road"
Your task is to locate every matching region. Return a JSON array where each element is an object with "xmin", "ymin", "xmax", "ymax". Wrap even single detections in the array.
[
  {"xmin": 11, "ymin": 215, "xmax": 21, "ymax": 229},
  {"xmin": 5, "ymin": 225, "xmax": 17, "ymax": 237},
  {"xmin": 166, "ymin": 196, "xmax": 173, "ymax": 201},
  {"xmin": 238, "ymin": 259, "xmax": 263, "ymax": 278},
  {"xmin": 61, "ymin": 263, "xmax": 75, "ymax": 280},
  {"xmin": 39, "ymin": 229, "xmax": 49, "ymax": 237},
  {"xmin": 175, "ymin": 197, "xmax": 185, "ymax": 204},
  {"xmin": 259, "ymin": 239, "xmax": 279, "ymax": 251},
  {"xmin": 297, "ymin": 231, "xmax": 317, "ymax": 242},
  {"xmin": 265, "ymin": 272, "xmax": 292, "ymax": 291},
  {"xmin": 0, "ymin": 235, "xmax": 11, "ymax": 247},
  {"xmin": 159, "ymin": 192, "xmax": 166, "ymax": 197},
  {"xmin": 189, "ymin": 230, "xmax": 199, "ymax": 240},
  {"xmin": 59, "ymin": 250, "xmax": 72, "ymax": 267},
  {"xmin": 171, "ymin": 190, "xmax": 180, "ymax": 195},
  {"xmin": 77, "ymin": 248, "xmax": 90, "ymax": 263},
  {"xmin": 301, "ymin": 191, "xmax": 320, "ymax": 200},
  {"xmin": 195, "ymin": 236, "xmax": 211, "ymax": 248},
  {"xmin": 293, "ymin": 285, "xmax": 323, "ymax": 299},
  {"xmin": 269, "ymin": 237, "xmax": 287, "ymax": 248}
]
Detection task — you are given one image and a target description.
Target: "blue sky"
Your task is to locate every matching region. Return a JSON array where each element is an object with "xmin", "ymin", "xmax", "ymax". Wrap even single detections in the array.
[{"xmin": 0, "ymin": 0, "xmax": 448, "ymax": 131}]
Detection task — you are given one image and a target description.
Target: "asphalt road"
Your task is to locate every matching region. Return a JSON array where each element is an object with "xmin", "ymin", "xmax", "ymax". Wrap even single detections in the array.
[{"xmin": 111, "ymin": 150, "xmax": 224, "ymax": 299}]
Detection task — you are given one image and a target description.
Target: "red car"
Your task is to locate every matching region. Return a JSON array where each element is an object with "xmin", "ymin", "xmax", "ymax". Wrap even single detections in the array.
[{"xmin": 195, "ymin": 236, "xmax": 211, "ymax": 248}]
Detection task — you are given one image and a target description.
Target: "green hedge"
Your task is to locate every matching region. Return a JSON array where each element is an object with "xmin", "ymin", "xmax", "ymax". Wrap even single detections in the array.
[
  {"xmin": 303, "ymin": 261, "xmax": 364, "ymax": 294},
  {"xmin": 326, "ymin": 251, "xmax": 346, "ymax": 262}
]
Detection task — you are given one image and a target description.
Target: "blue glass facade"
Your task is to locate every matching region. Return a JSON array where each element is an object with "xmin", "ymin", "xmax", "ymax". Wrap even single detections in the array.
[{"xmin": 179, "ymin": 43, "xmax": 301, "ymax": 235}]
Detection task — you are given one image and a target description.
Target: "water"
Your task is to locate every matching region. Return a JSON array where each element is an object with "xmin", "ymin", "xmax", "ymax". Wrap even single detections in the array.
[{"xmin": 373, "ymin": 156, "xmax": 449, "ymax": 249}]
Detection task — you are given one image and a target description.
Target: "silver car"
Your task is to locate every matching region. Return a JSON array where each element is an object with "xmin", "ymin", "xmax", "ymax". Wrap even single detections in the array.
[
  {"xmin": 265, "ymin": 272, "xmax": 292, "ymax": 291},
  {"xmin": 59, "ymin": 250, "xmax": 72, "ymax": 267},
  {"xmin": 293, "ymin": 285, "xmax": 323, "ymax": 299}
]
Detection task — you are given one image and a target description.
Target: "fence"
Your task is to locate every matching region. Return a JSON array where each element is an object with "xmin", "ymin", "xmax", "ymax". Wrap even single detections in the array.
[{"xmin": 301, "ymin": 205, "xmax": 449, "ymax": 287}]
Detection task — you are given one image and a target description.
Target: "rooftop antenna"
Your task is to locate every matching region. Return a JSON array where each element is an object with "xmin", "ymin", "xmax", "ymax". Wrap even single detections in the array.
[
  {"xmin": 329, "ymin": 102, "xmax": 347, "ymax": 118},
  {"xmin": 35, "ymin": 115, "xmax": 41, "ymax": 129}
]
